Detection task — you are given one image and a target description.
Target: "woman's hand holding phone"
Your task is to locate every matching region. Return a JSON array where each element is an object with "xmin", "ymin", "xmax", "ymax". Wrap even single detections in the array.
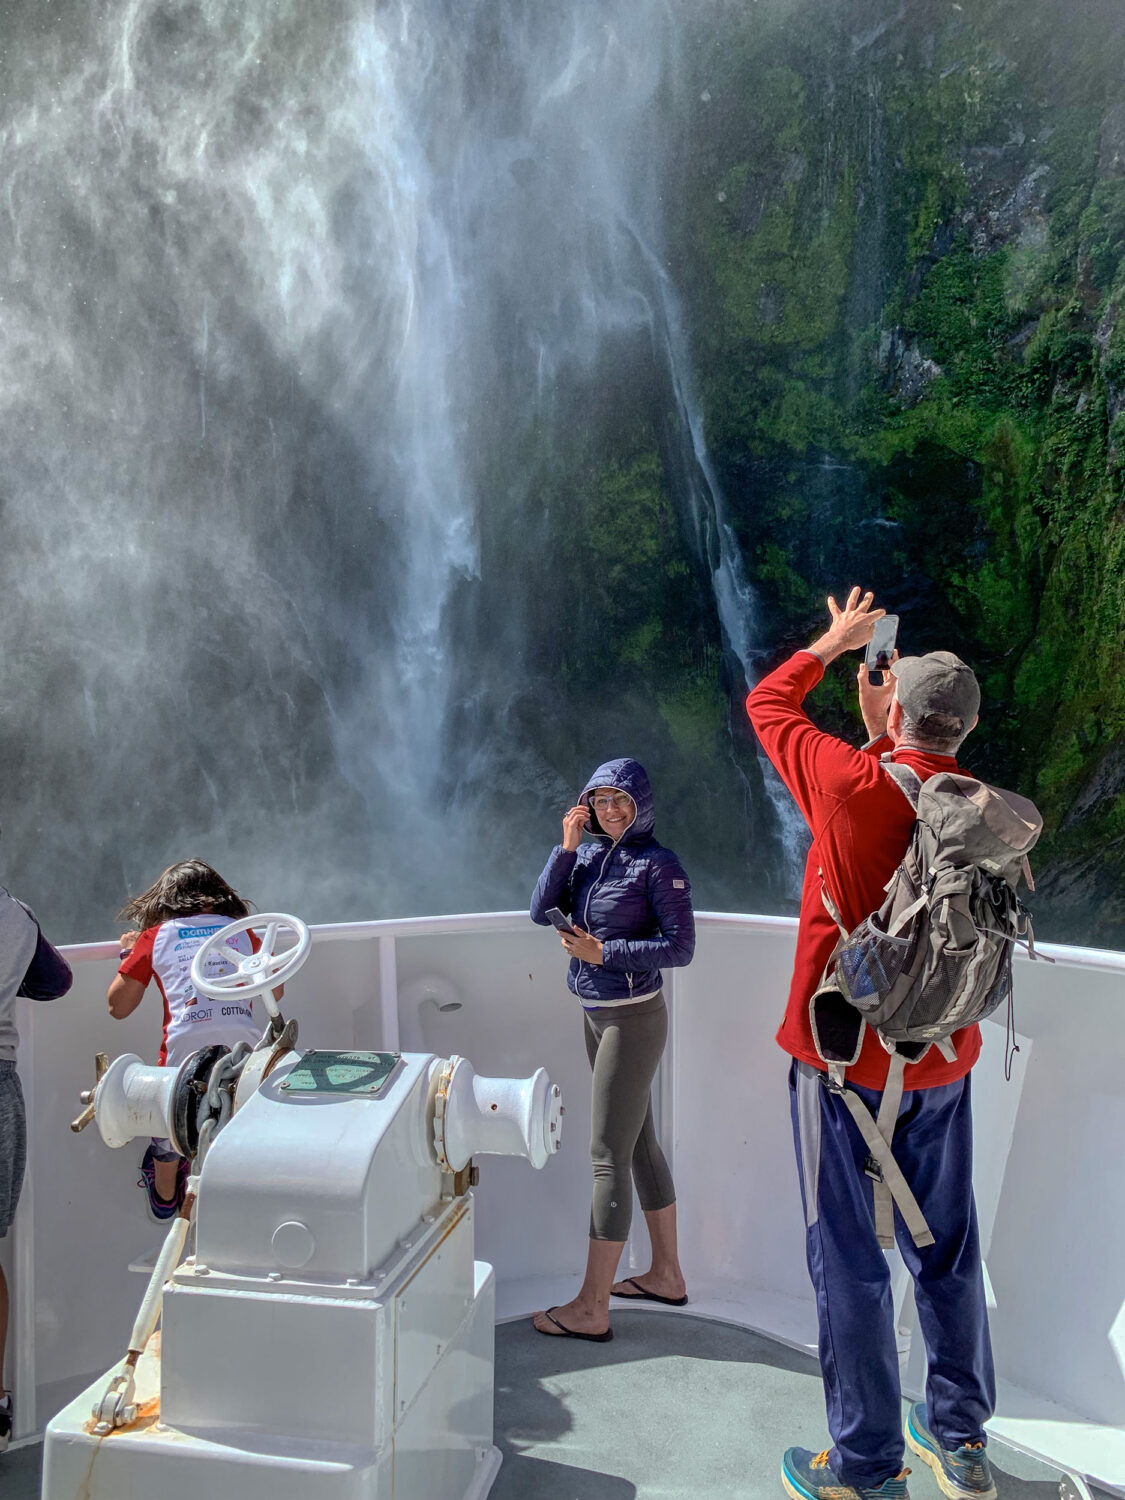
[
  {"xmin": 561, "ymin": 924, "xmax": 604, "ymax": 966},
  {"xmin": 561, "ymin": 805, "xmax": 591, "ymax": 852}
]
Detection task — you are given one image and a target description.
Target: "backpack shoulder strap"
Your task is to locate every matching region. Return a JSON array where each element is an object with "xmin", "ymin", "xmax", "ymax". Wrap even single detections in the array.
[
  {"xmin": 818, "ymin": 868, "xmax": 848, "ymax": 937},
  {"xmin": 881, "ymin": 758, "xmax": 922, "ymax": 809},
  {"xmin": 819, "ymin": 760, "xmax": 922, "ymax": 944}
]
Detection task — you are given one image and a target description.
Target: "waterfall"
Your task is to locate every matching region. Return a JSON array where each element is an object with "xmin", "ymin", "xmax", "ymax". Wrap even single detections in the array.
[
  {"xmin": 0, "ymin": 0, "xmax": 796, "ymax": 936},
  {"xmin": 0, "ymin": 0, "xmax": 490, "ymax": 927},
  {"xmin": 637, "ymin": 246, "xmax": 811, "ymax": 895},
  {"xmin": 419, "ymin": 0, "xmax": 809, "ymax": 896}
]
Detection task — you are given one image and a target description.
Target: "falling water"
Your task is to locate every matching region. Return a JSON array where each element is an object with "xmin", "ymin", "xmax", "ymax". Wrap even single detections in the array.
[
  {"xmin": 638, "ymin": 249, "xmax": 811, "ymax": 894},
  {"xmin": 0, "ymin": 0, "xmax": 797, "ymax": 937},
  {"xmin": 416, "ymin": 1, "xmax": 809, "ymax": 895}
]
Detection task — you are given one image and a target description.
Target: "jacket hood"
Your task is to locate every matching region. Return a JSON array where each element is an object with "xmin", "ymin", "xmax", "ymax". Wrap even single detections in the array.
[{"xmin": 579, "ymin": 758, "xmax": 654, "ymax": 844}]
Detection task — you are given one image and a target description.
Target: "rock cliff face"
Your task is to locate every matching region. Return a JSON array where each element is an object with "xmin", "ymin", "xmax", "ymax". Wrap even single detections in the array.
[
  {"xmin": 660, "ymin": 0, "xmax": 1125, "ymax": 947},
  {"xmin": 449, "ymin": 0, "xmax": 1125, "ymax": 948}
]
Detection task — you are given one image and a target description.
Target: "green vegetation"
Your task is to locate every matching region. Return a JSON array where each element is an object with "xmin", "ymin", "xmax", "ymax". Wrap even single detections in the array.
[
  {"xmin": 500, "ymin": 0, "xmax": 1125, "ymax": 939},
  {"xmin": 568, "ymin": 449, "xmax": 730, "ymax": 764},
  {"xmin": 671, "ymin": 0, "xmax": 1125, "ymax": 943}
]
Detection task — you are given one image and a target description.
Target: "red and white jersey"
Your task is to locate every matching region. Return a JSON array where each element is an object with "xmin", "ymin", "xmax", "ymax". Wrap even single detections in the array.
[{"xmin": 118, "ymin": 915, "xmax": 261, "ymax": 1067}]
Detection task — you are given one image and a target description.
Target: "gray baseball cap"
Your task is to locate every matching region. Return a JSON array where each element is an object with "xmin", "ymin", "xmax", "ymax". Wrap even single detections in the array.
[{"xmin": 891, "ymin": 650, "xmax": 980, "ymax": 733}]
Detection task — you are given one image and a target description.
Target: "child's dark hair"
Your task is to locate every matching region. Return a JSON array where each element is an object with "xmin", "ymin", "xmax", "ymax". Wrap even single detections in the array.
[{"xmin": 120, "ymin": 859, "xmax": 251, "ymax": 932}]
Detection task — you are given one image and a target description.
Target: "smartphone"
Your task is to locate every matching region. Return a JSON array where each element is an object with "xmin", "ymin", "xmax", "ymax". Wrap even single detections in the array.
[
  {"xmin": 545, "ymin": 907, "xmax": 576, "ymax": 935},
  {"xmin": 865, "ymin": 614, "xmax": 899, "ymax": 685}
]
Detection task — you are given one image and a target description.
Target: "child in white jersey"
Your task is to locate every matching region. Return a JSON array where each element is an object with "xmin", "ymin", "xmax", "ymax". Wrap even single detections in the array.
[{"xmin": 107, "ymin": 859, "xmax": 278, "ymax": 1221}]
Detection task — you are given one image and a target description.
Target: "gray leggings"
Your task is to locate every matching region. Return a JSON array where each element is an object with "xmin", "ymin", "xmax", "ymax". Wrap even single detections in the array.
[{"xmin": 584, "ymin": 992, "xmax": 676, "ymax": 1242}]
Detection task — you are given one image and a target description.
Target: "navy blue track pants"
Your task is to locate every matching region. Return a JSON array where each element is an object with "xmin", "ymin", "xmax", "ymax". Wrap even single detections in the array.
[{"xmin": 789, "ymin": 1060, "xmax": 996, "ymax": 1488}]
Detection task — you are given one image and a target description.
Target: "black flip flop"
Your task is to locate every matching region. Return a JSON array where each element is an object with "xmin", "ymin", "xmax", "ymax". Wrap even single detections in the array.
[
  {"xmin": 534, "ymin": 1307, "xmax": 614, "ymax": 1343},
  {"xmin": 611, "ymin": 1277, "xmax": 688, "ymax": 1307}
]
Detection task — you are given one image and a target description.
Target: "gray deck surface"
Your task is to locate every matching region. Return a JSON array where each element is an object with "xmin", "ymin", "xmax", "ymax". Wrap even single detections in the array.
[
  {"xmin": 2, "ymin": 1311, "xmax": 1077, "ymax": 1499},
  {"xmin": 491, "ymin": 1311, "xmax": 1065, "ymax": 1500}
]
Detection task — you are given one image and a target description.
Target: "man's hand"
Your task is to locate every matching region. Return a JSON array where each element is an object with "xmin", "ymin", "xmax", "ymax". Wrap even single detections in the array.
[
  {"xmin": 808, "ymin": 587, "xmax": 885, "ymax": 665},
  {"xmin": 857, "ymin": 652, "xmax": 898, "ymax": 741},
  {"xmin": 560, "ymin": 924, "xmax": 604, "ymax": 965}
]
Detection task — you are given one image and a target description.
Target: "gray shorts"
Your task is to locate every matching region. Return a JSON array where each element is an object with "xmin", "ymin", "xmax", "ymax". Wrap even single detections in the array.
[{"xmin": 0, "ymin": 1061, "xmax": 27, "ymax": 1238}]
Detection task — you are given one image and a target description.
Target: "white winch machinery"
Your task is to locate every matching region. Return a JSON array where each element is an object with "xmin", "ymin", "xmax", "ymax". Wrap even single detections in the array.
[{"xmin": 42, "ymin": 915, "xmax": 564, "ymax": 1500}]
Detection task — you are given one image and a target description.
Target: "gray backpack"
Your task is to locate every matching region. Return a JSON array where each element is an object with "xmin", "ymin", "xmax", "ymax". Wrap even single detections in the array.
[{"xmin": 810, "ymin": 762, "xmax": 1044, "ymax": 1250}]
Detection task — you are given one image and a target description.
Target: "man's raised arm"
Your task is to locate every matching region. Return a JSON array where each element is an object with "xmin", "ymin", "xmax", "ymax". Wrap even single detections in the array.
[{"xmin": 746, "ymin": 587, "xmax": 889, "ymax": 831}]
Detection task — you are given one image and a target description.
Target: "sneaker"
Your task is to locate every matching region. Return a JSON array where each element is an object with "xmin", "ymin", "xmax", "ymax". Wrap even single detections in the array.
[
  {"xmin": 138, "ymin": 1145, "xmax": 182, "ymax": 1223},
  {"xmin": 0, "ymin": 1391, "xmax": 12, "ymax": 1453},
  {"xmin": 905, "ymin": 1404, "xmax": 996, "ymax": 1500},
  {"xmin": 782, "ymin": 1447, "xmax": 911, "ymax": 1500}
]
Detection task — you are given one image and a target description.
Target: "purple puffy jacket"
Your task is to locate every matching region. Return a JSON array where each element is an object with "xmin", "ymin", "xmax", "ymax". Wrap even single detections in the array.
[{"xmin": 530, "ymin": 757, "xmax": 695, "ymax": 1005}]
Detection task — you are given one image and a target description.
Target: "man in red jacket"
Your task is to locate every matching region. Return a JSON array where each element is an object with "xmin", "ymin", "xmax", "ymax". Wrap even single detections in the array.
[{"xmin": 747, "ymin": 588, "xmax": 996, "ymax": 1500}]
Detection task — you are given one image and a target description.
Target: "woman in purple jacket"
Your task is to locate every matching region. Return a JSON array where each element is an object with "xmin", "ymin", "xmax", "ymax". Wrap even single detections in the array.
[{"xmin": 529, "ymin": 757, "xmax": 695, "ymax": 1341}]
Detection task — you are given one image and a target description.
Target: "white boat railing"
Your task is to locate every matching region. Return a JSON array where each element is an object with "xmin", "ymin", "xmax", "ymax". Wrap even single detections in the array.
[{"xmin": 6, "ymin": 911, "xmax": 1125, "ymax": 1488}]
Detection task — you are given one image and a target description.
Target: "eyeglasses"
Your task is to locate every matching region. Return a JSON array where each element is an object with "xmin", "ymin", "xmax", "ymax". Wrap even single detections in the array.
[{"xmin": 591, "ymin": 792, "xmax": 634, "ymax": 813}]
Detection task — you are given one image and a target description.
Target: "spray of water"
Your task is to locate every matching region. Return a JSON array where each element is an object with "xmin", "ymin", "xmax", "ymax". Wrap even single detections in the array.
[
  {"xmin": 0, "ymin": 1, "xmax": 489, "ymax": 929},
  {"xmin": 0, "ymin": 0, "xmax": 800, "ymax": 937}
]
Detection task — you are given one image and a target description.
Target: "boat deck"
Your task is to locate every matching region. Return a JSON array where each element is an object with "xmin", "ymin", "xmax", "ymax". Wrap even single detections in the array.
[
  {"xmin": 9, "ymin": 919, "xmax": 1125, "ymax": 1494},
  {"xmin": 7, "ymin": 1311, "xmax": 1078, "ymax": 1500},
  {"xmin": 491, "ymin": 1311, "xmax": 1068, "ymax": 1500}
]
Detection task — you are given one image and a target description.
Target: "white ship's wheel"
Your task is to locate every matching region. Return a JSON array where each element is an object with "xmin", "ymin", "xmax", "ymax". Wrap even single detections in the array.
[{"xmin": 189, "ymin": 913, "xmax": 311, "ymax": 1018}]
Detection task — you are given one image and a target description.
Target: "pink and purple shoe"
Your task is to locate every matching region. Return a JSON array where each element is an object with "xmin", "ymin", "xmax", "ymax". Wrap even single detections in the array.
[{"xmin": 137, "ymin": 1145, "xmax": 183, "ymax": 1223}]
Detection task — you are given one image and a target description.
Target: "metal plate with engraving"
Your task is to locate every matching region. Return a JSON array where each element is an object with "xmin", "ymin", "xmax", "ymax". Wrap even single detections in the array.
[{"xmin": 279, "ymin": 1050, "xmax": 402, "ymax": 1097}]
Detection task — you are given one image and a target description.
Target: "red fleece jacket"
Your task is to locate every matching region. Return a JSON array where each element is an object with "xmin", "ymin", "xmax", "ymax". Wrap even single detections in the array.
[{"xmin": 746, "ymin": 650, "xmax": 981, "ymax": 1091}]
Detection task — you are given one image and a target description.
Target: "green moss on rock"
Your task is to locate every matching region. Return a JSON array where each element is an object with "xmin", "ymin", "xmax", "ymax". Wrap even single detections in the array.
[{"xmin": 677, "ymin": 0, "xmax": 1125, "ymax": 943}]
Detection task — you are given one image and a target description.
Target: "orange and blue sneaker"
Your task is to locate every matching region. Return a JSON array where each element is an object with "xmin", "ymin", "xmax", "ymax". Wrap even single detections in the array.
[
  {"xmin": 905, "ymin": 1404, "xmax": 996, "ymax": 1500},
  {"xmin": 782, "ymin": 1447, "xmax": 911, "ymax": 1500}
]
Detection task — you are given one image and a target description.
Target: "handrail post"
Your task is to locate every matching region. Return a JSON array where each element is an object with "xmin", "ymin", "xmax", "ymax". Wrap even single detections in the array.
[{"xmin": 378, "ymin": 935, "xmax": 399, "ymax": 1053}]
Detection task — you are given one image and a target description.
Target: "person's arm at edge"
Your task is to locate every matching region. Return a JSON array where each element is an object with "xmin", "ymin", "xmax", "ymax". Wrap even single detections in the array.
[{"xmin": 15, "ymin": 905, "xmax": 73, "ymax": 1001}]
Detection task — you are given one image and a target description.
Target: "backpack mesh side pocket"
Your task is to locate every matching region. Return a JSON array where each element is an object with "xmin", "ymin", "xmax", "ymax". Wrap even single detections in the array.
[
  {"xmin": 836, "ymin": 919, "xmax": 913, "ymax": 1008},
  {"xmin": 906, "ymin": 950, "xmax": 968, "ymax": 1030}
]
